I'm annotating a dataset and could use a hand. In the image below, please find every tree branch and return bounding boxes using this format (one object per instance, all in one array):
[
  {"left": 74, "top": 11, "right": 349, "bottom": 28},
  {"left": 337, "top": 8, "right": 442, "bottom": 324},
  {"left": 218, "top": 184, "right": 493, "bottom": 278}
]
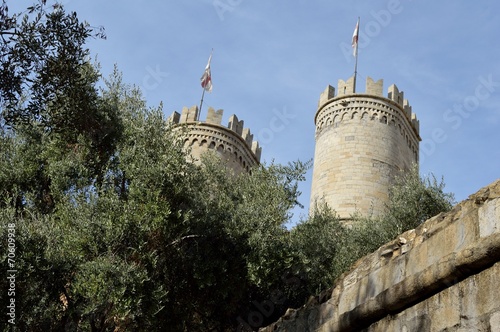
[{"left": 167, "top": 235, "right": 204, "bottom": 247}]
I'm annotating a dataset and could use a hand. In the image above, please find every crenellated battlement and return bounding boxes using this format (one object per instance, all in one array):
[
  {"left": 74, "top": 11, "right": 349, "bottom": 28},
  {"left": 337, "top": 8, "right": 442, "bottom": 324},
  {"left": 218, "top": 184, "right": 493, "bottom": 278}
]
[
  {"left": 311, "top": 75, "right": 421, "bottom": 219},
  {"left": 169, "top": 106, "right": 262, "bottom": 171},
  {"left": 318, "top": 76, "right": 420, "bottom": 135}
]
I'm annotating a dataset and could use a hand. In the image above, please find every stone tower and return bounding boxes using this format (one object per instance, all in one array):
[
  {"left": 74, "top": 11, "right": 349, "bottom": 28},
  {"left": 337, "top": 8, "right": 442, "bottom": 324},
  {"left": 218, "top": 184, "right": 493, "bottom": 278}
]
[
  {"left": 310, "top": 76, "right": 421, "bottom": 219},
  {"left": 169, "top": 105, "right": 261, "bottom": 174}
]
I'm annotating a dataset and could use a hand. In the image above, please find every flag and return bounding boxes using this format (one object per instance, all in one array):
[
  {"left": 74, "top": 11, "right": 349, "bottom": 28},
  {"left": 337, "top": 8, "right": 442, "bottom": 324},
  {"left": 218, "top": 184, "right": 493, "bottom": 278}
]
[
  {"left": 352, "top": 18, "right": 359, "bottom": 57},
  {"left": 200, "top": 52, "right": 213, "bottom": 92}
]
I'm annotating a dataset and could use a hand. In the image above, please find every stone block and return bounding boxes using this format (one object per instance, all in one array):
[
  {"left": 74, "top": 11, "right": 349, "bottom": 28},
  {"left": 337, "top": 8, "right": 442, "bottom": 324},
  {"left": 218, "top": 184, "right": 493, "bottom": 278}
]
[
  {"left": 490, "top": 311, "right": 500, "bottom": 331},
  {"left": 479, "top": 198, "right": 500, "bottom": 237},
  {"left": 319, "top": 85, "right": 335, "bottom": 107},
  {"left": 365, "top": 77, "right": 383, "bottom": 96},
  {"left": 206, "top": 107, "right": 223, "bottom": 124},
  {"left": 428, "top": 285, "right": 461, "bottom": 331},
  {"left": 169, "top": 111, "right": 180, "bottom": 124}
]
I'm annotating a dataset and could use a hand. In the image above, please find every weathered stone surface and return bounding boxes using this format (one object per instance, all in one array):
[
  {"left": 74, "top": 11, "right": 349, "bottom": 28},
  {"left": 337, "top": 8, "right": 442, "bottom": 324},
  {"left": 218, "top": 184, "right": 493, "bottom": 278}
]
[
  {"left": 310, "top": 76, "right": 420, "bottom": 219},
  {"left": 169, "top": 106, "right": 261, "bottom": 175},
  {"left": 261, "top": 179, "right": 500, "bottom": 332}
]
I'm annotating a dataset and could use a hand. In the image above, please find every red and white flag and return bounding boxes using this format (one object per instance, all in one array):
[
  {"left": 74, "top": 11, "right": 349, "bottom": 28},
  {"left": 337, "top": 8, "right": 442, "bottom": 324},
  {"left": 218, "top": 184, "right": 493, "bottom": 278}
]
[
  {"left": 352, "top": 18, "right": 359, "bottom": 57},
  {"left": 200, "top": 52, "right": 213, "bottom": 92}
]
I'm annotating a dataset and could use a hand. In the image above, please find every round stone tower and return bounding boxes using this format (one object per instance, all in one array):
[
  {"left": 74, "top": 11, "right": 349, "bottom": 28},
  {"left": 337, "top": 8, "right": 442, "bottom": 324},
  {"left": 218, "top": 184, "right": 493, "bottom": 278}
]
[
  {"left": 169, "top": 105, "right": 261, "bottom": 174},
  {"left": 310, "top": 76, "right": 421, "bottom": 219}
]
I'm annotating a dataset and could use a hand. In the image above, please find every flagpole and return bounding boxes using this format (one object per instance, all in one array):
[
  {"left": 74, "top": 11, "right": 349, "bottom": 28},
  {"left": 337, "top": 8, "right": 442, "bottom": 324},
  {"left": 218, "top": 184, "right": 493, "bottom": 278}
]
[
  {"left": 198, "top": 87, "right": 206, "bottom": 121},
  {"left": 353, "top": 17, "right": 360, "bottom": 93},
  {"left": 198, "top": 49, "right": 213, "bottom": 121}
]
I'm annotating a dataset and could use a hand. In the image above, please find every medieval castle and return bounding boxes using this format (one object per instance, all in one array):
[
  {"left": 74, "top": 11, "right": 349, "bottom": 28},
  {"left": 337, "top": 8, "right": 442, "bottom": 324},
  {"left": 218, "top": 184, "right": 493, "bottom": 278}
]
[
  {"left": 171, "top": 77, "right": 500, "bottom": 331},
  {"left": 170, "top": 75, "right": 421, "bottom": 218}
]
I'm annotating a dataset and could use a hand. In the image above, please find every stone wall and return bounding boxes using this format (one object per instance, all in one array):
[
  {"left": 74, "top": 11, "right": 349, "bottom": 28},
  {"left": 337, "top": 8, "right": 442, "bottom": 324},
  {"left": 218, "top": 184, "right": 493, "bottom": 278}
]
[
  {"left": 310, "top": 77, "right": 420, "bottom": 219},
  {"left": 170, "top": 106, "right": 261, "bottom": 174},
  {"left": 261, "top": 179, "right": 500, "bottom": 332}
]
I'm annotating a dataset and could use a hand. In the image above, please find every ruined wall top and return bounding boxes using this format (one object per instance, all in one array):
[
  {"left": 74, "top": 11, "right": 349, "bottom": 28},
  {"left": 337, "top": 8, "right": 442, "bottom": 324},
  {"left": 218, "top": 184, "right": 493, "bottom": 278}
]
[
  {"left": 318, "top": 76, "right": 419, "bottom": 135},
  {"left": 169, "top": 105, "right": 262, "bottom": 162}
]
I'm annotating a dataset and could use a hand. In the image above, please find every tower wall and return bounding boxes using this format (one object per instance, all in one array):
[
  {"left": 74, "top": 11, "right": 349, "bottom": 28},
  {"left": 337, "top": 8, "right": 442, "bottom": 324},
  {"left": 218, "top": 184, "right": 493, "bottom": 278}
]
[
  {"left": 170, "top": 106, "right": 261, "bottom": 174},
  {"left": 310, "top": 77, "right": 421, "bottom": 219}
]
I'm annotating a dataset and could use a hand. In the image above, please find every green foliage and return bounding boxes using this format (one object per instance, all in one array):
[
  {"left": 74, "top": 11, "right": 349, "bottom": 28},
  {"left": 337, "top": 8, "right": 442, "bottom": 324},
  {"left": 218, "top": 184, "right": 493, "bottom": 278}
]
[
  {"left": 384, "top": 164, "right": 455, "bottom": 234},
  {"left": 197, "top": 155, "right": 313, "bottom": 327},
  {"left": 0, "top": 3, "right": 457, "bottom": 331},
  {"left": 344, "top": 165, "right": 456, "bottom": 259},
  {"left": 1, "top": 0, "right": 106, "bottom": 131},
  {"left": 289, "top": 203, "right": 344, "bottom": 295},
  {"left": 289, "top": 164, "right": 456, "bottom": 304},
  {"left": 0, "top": 55, "right": 311, "bottom": 330},
  {"left": 1, "top": 1, "right": 120, "bottom": 204}
]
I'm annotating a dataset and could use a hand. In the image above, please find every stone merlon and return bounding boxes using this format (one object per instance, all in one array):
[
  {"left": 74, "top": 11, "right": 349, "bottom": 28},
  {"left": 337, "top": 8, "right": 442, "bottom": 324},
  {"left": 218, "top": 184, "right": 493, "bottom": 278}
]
[{"left": 318, "top": 76, "right": 420, "bottom": 135}]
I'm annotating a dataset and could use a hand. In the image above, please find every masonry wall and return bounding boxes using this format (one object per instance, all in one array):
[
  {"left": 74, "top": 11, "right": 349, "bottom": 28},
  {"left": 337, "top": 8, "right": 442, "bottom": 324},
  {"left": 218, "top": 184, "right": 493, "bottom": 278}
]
[
  {"left": 261, "top": 179, "right": 500, "bottom": 332},
  {"left": 310, "top": 77, "right": 420, "bottom": 219},
  {"left": 170, "top": 106, "right": 261, "bottom": 175}
]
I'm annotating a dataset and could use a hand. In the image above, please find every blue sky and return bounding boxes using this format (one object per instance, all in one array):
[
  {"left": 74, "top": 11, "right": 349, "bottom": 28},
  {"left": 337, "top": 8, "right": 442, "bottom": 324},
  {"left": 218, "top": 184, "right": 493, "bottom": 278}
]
[{"left": 11, "top": 1, "right": 500, "bottom": 225}]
